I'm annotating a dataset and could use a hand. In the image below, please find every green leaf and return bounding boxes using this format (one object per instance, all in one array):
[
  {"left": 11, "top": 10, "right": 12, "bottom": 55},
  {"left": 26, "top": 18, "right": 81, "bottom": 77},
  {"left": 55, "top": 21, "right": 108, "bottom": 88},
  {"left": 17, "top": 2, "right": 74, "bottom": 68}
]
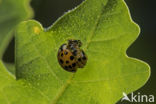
[
  {"left": 1, "top": 0, "right": 150, "bottom": 104},
  {"left": 4, "top": 63, "right": 15, "bottom": 75},
  {"left": 0, "top": 0, "right": 33, "bottom": 58},
  {"left": 0, "top": 60, "right": 50, "bottom": 104}
]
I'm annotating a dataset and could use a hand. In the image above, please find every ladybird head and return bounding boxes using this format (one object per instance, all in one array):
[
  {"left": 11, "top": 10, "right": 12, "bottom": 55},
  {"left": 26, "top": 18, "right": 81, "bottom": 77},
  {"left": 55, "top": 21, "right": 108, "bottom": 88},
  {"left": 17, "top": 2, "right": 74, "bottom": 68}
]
[{"left": 68, "top": 39, "right": 82, "bottom": 47}]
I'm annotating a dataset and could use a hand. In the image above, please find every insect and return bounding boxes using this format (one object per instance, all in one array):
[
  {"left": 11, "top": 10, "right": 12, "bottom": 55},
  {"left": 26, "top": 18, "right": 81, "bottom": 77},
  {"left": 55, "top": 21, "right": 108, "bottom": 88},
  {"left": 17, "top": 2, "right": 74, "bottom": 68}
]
[{"left": 57, "top": 39, "right": 87, "bottom": 72}]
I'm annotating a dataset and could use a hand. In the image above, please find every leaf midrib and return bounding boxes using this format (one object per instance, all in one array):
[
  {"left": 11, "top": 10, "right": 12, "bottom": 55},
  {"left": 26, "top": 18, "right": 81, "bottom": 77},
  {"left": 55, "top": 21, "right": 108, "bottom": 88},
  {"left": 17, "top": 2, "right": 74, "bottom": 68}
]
[
  {"left": 50, "top": 2, "right": 107, "bottom": 104},
  {"left": 85, "top": 4, "right": 104, "bottom": 49},
  {"left": 51, "top": 74, "right": 74, "bottom": 104}
]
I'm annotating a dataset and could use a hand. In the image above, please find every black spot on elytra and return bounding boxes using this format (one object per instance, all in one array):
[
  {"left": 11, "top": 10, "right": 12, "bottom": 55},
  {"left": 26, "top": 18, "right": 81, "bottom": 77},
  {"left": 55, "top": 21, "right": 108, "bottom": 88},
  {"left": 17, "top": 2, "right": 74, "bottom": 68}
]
[
  {"left": 59, "top": 59, "right": 64, "bottom": 64},
  {"left": 78, "top": 58, "right": 81, "bottom": 62},
  {"left": 64, "top": 66, "right": 68, "bottom": 70},
  {"left": 72, "top": 63, "right": 76, "bottom": 67},
  {"left": 66, "top": 60, "right": 69, "bottom": 64},
  {"left": 68, "top": 65, "right": 72, "bottom": 69},
  {"left": 64, "top": 51, "right": 68, "bottom": 55},
  {"left": 70, "top": 56, "right": 74, "bottom": 60},
  {"left": 61, "top": 53, "right": 63, "bottom": 57}
]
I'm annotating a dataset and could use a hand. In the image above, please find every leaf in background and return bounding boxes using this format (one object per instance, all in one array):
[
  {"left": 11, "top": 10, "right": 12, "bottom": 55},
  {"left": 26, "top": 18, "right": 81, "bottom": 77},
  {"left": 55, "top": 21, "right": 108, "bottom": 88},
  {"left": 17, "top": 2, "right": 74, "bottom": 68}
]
[
  {"left": 4, "top": 63, "right": 15, "bottom": 75},
  {"left": 0, "top": 0, "right": 33, "bottom": 58},
  {"left": 0, "top": 0, "right": 150, "bottom": 104}
]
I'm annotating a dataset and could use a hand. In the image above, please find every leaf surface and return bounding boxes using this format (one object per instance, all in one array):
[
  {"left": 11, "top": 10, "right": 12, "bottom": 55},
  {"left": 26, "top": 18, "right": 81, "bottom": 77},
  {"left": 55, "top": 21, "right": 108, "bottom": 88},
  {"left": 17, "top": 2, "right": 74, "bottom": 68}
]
[{"left": 0, "top": 0, "right": 150, "bottom": 104}]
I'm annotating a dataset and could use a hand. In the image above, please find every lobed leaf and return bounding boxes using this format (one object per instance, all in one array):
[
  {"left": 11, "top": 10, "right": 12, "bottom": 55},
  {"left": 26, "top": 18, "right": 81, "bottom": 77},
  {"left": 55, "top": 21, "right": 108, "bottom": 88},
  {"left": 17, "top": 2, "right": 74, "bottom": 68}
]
[
  {"left": 0, "top": 0, "right": 150, "bottom": 104},
  {"left": 0, "top": 0, "right": 33, "bottom": 58}
]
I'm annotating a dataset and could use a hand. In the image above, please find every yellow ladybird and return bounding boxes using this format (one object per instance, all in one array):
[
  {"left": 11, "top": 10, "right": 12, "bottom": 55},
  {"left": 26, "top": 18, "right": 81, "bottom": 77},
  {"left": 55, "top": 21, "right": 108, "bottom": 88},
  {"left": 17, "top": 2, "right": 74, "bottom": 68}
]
[{"left": 57, "top": 39, "right": 87, "bottom": 72}]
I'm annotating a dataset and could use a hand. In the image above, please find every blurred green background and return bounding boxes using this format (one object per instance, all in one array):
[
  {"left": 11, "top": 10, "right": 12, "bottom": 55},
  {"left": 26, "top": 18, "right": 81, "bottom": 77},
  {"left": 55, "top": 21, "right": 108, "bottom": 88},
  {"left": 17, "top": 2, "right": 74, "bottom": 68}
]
[{"left": 3, "top": 0, "right": 155, "bottom": 103}]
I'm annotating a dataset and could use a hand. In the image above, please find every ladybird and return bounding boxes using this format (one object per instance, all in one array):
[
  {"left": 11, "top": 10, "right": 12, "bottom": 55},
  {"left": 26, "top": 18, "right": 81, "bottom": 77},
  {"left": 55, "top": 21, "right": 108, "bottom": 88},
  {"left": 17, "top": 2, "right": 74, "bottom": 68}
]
[{"left": 57, "top": 39, "right": 87, "bottom": 72}]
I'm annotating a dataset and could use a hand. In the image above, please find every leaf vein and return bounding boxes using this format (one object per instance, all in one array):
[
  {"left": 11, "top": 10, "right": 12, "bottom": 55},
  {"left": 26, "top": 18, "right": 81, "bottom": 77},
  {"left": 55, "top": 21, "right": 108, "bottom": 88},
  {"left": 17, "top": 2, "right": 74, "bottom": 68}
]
[
  {"left": 31, "top": 38, "right": 63, "bottom": 83},
  {"left": 74, "top": 71, "right": 148, "bottom": 83}
]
